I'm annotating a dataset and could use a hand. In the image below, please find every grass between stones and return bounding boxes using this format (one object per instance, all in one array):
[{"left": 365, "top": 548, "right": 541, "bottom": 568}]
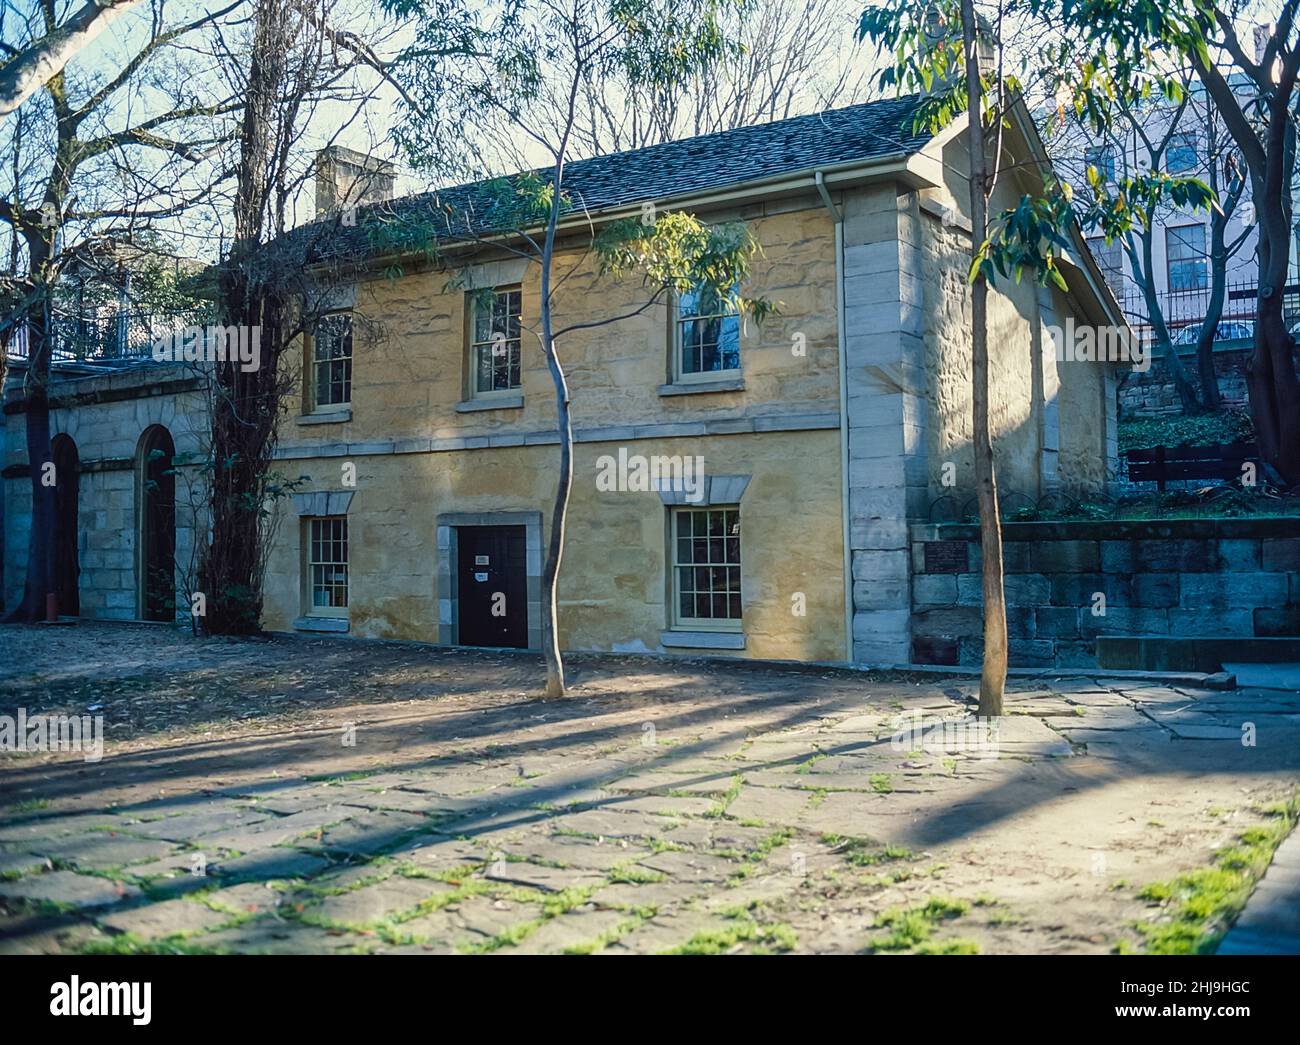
[
  {"left": 1123, "top": 791, "right": 1300, "bottom": 955},
  {"left": 668, "top": 912, "right": 798, "bottom": 955},
  {"left": 870, "top": 895, "right": 974, "bottom": 953},
  {"left": 821, "top": 833, "right": 914, "bottom": 868}
]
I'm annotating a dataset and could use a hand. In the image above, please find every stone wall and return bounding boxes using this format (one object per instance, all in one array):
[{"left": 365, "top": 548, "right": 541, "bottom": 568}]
[
  {"left": 264, "top": 427, "right": 846, "bottom": 662},
  {"left": 1118, "top": 344, "right": 1253, "bottom": 418},
  {"left": 2, "top": 363, "right": 205, "bottom": 619},
  {"left": 909, "top": 518, "right": 1300, "bottom": 668}
]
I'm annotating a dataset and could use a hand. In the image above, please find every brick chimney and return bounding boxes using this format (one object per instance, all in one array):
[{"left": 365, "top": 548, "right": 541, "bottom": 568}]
[{"left": 314, "top": 146, "right": 396, "bottom": 217}]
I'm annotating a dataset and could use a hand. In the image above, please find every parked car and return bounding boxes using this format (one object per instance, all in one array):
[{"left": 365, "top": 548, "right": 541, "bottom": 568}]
[{"left": 1171, "top": 320, "right": 1254, "bottom": 345}]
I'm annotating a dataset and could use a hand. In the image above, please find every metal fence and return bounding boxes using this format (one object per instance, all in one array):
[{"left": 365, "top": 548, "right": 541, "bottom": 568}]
[
  {"left": 1118, "top": 280, "right": 1300, "bottom": 348},
  {"left": 4, "top": 308, "right": 215, "bottom": 365}
]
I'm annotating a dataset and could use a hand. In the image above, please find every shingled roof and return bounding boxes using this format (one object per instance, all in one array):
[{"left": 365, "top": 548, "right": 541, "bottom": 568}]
[{"left": 308, "top": 93, "right": 933, "bottom": 261}]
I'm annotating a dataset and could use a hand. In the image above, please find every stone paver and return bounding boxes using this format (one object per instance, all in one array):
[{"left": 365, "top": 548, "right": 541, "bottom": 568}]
[
  {"left": 98, "top": 898, "right": 234, "bottom": 940},
  {"left": 304, "top": 876, "right": 450, "bottom": 927},
  {"left": 2, "top": 622, "right": 1298, "bottom": 955},
  {"left": 0, "top": 870, "right": 139, "bottom": 909}
]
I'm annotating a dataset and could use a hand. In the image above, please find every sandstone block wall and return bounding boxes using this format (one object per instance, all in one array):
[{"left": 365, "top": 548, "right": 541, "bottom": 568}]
[{"left": 909, "top": 519, "right": 1300, "bottom": 668}]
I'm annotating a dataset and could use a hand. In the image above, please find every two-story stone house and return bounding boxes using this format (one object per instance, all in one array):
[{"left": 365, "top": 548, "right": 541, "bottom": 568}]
[{"left": 3, "top": 94, "right": 1126, "bottom": 667}]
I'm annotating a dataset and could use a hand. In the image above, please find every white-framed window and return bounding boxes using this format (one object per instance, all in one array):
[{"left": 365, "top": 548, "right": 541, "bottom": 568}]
[
  {"left": 306, "top": 516, "right": 349, "bottom": 617},
  {"left": 671, "top": 506, "right": 741, "bottom": 629},
  {"left": 1086, "top": 236, "right": 1124, "bottom": 291},
  {"left": 470, "top": 286, "right": 522, "bottom": 395},
  {"left": 312, "top": 312, "right": 352, "bottom": 410},
  {"left": 1084, "top": 144, "right": 1116, "bottom": 184},
  {"left": 675, "top": 284, "right": 740, "bottom": 379},
  {"left": 1166, "top": 133, "right": 1199, "bottom": 174},
  {"left": 1167, "top": 224, "right": 1208, "bottom": 292}
]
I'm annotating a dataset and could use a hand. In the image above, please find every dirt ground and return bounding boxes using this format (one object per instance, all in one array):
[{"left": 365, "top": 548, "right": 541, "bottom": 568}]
[{"left": 1, "top": 622, "right": 1296, "bottom": 955}]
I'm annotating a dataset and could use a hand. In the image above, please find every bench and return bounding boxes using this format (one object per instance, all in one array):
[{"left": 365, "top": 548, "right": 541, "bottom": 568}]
[{"left": 1124, "top": 441, "right": 1259, "bottom": 491}]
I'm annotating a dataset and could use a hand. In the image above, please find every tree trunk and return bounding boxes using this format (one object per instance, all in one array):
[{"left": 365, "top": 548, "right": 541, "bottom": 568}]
[
  {"left": 199, "top": 0, "right": 287, "bottom": 634},
  {"left": 1245, "top": 221, "right": 1300, "bottom": 485},
  {"left": 1139, "top": 227, "right": 1201, "bottom": 414},
  {"left": 6, "top": 225, "right": 57, "bottom": 623},
  {"left": 1194, "top": 213, "right": 1229, "bottom": 411},
  {"left": 962, "top": 0, "right": 1005, "bottom": 718},
  {"left": 1190, "top": 39, "right": 1300, "bottom": 483},
  {"left": 536, "top": 156, "right": 572, "bottom": 697},
  {"left": 539, "top": 327, "right": 573, "bottom": 699},
  {"left": 11, "top": 295, "right": 56, "bottom": 622}
]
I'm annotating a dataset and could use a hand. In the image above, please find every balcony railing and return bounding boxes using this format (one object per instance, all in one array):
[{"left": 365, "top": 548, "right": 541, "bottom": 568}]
[
  {"left": 4, "top": 308, "right": 215, "bottom": 366},
  {"left": 1118, "top": 281, "right": 1300, "bottom": 348}
]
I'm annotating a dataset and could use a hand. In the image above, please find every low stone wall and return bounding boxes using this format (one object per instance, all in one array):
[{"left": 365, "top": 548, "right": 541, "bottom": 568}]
[
  {"left": 909, "top": 518, "right": 1300, "bottom": 668},
  {"left": 1118, "top": 344, "right": 1253, "bottom": 418}
]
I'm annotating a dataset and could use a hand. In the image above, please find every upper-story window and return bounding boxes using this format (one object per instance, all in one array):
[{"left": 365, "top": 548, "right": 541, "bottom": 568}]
[
  {"left": 1166, "top": 133, "right": 1199, "bottom": 174},
  {"left": 1084, "top": 144, "right": 1116, "bottom": 184},
  {"left": 1086, "top": 236, "right": 1124, "bottom": 293},
  {"left": 1166, "top": 224, "right": 1207, "bottom": 292},
  {"left": 312, "top": 312, "right": 352, "bottom": 410},
  {"left": 470, "top": 286, "right": 522, "bottom": 396},
  {"left": 675, "top": 284, "right": 740, "bottom": 379}
]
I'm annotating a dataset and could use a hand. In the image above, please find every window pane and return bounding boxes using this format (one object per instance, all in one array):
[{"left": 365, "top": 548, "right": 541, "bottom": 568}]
[
  {"left": 471, "top": 287, "right": 522, "bottom": 393},
  {"left": 1167, "top": 225, "right": 1207, "bottom": 291},
  {"left": 671, "top": 508, "right": 742, "bottom": 621},
  {"left": 307, "top": 516, "right": 349, "bottom": 611},
  {"left": 1167, "top": 134, "right": 1198, "bottom": 174},
  {"left": 678, "top": 282, "right": 740, "bottom": 376},
  {"left": 1084, "top": 145, "right": 1115, "bottom": 182},
  {"left": 313, "top": 313, "right": 352, "bottom": 407}
]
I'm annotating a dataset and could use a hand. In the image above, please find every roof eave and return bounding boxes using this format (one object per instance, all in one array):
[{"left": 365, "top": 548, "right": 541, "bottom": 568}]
[{"left": 322, "top": 150, "right": 934, "bottom": 279}]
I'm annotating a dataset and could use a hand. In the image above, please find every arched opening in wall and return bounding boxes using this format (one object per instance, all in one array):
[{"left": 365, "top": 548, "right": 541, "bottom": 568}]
[
  {"left": 137, "top": 425, "right": 176, "bottom": 621},
  {"left": 51, "top": 434, "right": 80, "bottom": 617}
]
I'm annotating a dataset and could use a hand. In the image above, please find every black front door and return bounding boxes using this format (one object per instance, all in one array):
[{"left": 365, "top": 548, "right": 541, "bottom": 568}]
[{"left": 457, "top": 525, "right": 528, "bottom": 648}]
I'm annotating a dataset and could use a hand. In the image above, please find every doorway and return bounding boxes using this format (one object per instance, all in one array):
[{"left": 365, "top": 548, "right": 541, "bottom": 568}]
[
  {"left": 138, "top": 425, "right": 176, "bottom": 621},
  {"left": 52, "top": 434, "right": 79, "bottom": 616},
  {"left": 456, "top": 525, "right": 527, "bottom": 648}
]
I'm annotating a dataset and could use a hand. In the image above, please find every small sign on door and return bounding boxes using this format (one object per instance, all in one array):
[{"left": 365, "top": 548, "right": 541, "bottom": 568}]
[
  {"left": 475, "top": 555, "right": 490, "bottom": 565},
  {"left": 474, "top": 571, "right": 489, "bottom": 582}
]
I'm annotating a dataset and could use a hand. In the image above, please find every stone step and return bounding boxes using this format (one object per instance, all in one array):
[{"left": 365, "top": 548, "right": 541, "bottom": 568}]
[
  {"left": 1221, "top": 662, "right": 1300, "bottom": 691},
  {"left": 1097, "top": 635, "right": 1300, "bottom": 673}
]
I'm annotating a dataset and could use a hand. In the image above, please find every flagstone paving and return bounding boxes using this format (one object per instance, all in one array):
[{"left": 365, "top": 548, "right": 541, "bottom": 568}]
[{"left": 1, "top": 622, "right": 1298, "bottom": 954}]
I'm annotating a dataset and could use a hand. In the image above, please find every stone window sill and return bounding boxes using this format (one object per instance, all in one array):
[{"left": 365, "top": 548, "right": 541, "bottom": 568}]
[
  {"left": 657, "top": 376, "right": 745, "bottom": 397},
  {"left": 661, "top": 630, "right": 745, "bottom": 650},
  {"left": 456, "top": 395, "right": 524, "bottom": 413},
  {"left": 298, "top": 409, "right": 352, "bottom": 425},
  {"left": 294, "top": 616, "right": 349, "bottom": 633}
]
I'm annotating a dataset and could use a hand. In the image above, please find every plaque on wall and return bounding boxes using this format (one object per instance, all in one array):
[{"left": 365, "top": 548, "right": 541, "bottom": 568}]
[{"left": 923, "top": 540, "right": 968, "bottom": 574}]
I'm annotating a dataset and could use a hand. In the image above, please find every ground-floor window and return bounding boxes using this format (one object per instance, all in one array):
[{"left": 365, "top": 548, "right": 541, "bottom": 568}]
[
  {"left": 671, "top": 506, "right": 741, "bottom": 628},
  {"left": 307, "top": 516, "right": 349, "bottom": 616}
]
